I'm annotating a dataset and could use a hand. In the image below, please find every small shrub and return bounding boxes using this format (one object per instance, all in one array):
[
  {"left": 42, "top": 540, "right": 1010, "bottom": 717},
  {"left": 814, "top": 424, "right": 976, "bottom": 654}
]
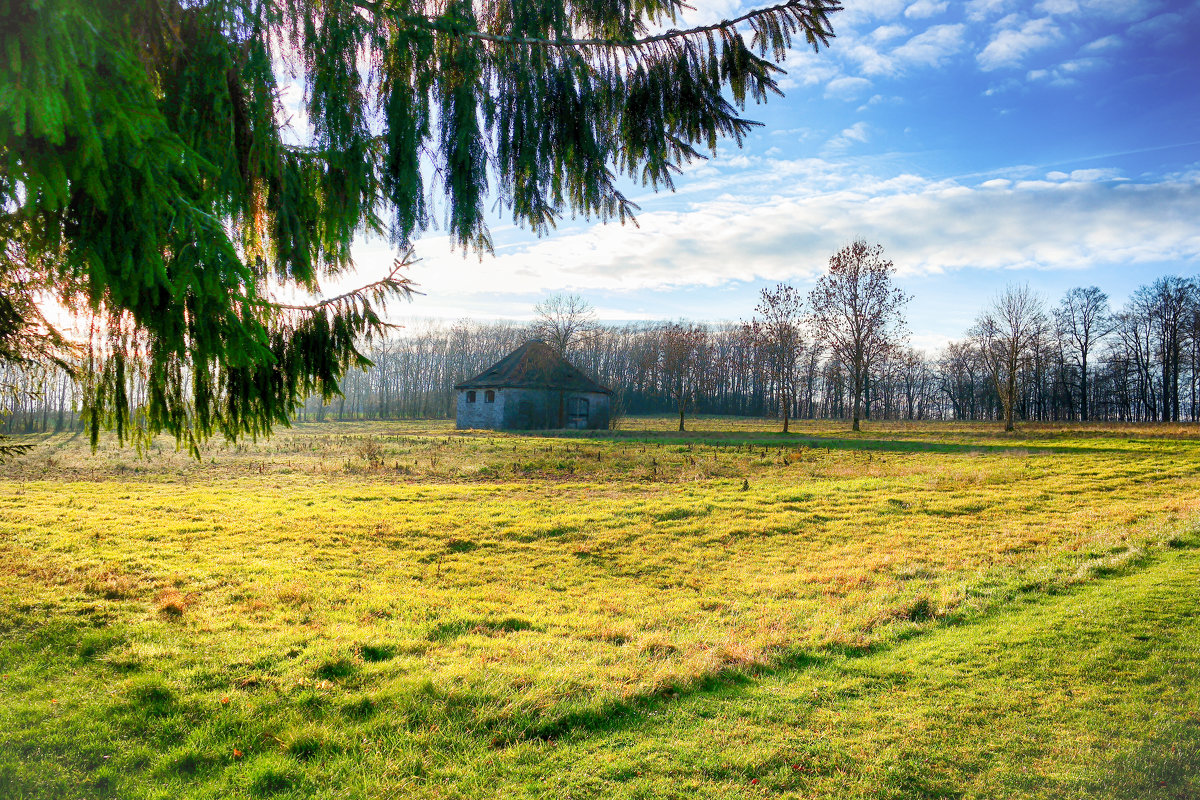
[{"left": 355, "top": 437, "right": 384, "bottom": 469}]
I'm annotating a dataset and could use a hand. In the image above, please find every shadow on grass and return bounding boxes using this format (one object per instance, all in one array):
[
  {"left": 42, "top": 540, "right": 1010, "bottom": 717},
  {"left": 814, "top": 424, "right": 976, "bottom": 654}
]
[
  {"left": 485, "top": 648, "right": 832, "bottom": 748},
  {"left": 487, "top": 530, "right": 1200, "bottom": 749},
  {"left": 1090, "top": 717, "right": 1200, "bottom": 799},
  {"left": 519, "top": 429, "right": 1158, "bottom": 457}
]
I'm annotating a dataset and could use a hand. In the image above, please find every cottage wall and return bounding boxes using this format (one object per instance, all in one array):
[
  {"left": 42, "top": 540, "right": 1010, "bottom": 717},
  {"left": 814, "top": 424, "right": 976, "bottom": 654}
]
[
  {"left": 455, "top": 389, "right": 507, "bottom": 429},
  {"left": 455, "top": 388, "right": 610, "bottom": 430}
]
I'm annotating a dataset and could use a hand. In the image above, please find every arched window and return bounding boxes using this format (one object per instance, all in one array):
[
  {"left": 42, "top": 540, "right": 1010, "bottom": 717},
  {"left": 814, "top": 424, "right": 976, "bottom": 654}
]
[
  {"left": 485, "top": 390, "right": 495, "bottom": 403},
  {"left": 466, "top": 390, "right": 476, "bottom": 403}
]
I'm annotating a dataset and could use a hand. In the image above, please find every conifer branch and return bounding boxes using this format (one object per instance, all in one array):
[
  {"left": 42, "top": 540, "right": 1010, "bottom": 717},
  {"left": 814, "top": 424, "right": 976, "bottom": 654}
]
[
  {"left": 364, "top": 0, "right": 840, "bottom": 51},
  {"left": 265, "top": 250, "right": 422, "bottom": 313}
]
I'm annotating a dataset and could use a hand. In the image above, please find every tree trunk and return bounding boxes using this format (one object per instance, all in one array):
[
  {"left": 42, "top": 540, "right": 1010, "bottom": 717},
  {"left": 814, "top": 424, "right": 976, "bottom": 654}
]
[
  {"left": 1005, "top": 368, "right": 1016, "bottom": 432},
  {"left": 1080, "top": 352, "right": 1088, "bottom": 422},
  {"left": 852, "top": 369, "right": 862, "bottom": 432}
]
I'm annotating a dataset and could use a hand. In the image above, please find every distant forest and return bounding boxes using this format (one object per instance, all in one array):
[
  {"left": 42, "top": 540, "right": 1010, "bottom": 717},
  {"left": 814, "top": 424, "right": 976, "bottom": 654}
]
[{"left": 5, "top": 274, "right": 1200, "bottom": 433}]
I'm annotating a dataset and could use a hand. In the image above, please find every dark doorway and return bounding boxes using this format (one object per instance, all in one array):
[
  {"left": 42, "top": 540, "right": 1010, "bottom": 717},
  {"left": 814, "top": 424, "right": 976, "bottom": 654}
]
[{"left": 567, "top": 396, "right": 590, "bottom": 429}]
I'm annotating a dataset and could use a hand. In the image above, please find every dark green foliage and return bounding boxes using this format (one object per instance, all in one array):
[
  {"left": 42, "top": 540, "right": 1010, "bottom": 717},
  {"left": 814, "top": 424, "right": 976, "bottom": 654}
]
[{"left": 0, "top": 0, "right": 840, "bottom": 453}]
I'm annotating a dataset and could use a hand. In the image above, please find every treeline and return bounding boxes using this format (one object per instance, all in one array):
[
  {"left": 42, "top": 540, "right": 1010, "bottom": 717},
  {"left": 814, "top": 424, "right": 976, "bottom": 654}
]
[
  {"left": 6, "top": 274, "right": 1200, "bottom": 433},
  {"left": 290, "top": 274, "right": 1200, "bottom": 426},
  {"left": 286, "top": 319, "right": 927, "bottom": 422}
]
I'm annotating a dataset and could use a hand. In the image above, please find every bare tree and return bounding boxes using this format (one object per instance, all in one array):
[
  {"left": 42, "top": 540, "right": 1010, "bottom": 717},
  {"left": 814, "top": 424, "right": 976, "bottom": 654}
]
[
  {"left": 533, "top": 293, "right": 597, "bottom": 354},
  {"left": 745, "top": 283, "right": 807, "bottom": 432},
  {"left": 1132, "top": 276, "right": 1198, "bottom": 422},
  {"left": 1055, "top": 286, "right": 1111, "bottom": 422},
  {"left": 972, "top": 284, "right": 1048, "bottom": 432},
  {"left": 659, "top": 322, "right": 710, "bottom": 432},
  {"left": 809, "top": 241, "right": 910, "bottom": 432}
]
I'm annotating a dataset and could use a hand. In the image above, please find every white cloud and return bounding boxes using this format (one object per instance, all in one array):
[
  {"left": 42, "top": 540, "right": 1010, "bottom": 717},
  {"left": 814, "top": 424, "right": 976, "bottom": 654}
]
[
  {"left": 382, "top": 163, "right": 1200, "bottom": 303},
  {"left": 870, "top": 24, "right": 909, "bottom": 42},
  {"left": 776, "top": 47, "right": 844, "bottom": 90},
  {"left": 843, "top": 41, "right": 896, "bottom": 76},
  {"left": 1078, "top": 0, "right": 1163, "bottom": 23},
  {"left": 1128, "top": 11, "right": 1194, "bottom": 47},
  {"left": 839, "top": 0, "right": 908, "bottom": 26},
  {"left": 841, "top": 23, "right": 965, "bottom": 78},
  {"left": 977, "top": 16, "right": 1063, "bottom": 70},
  {"left": 1082, "top": 34, "right": 1123, "bottom": 52},
  {"left": 1034, "top": 0, "right": 1078, "bottom": 14},
  {"left": 1069, "top": 168, "right": 1124, "bottom": 181},
  {"left": 904, "top": 0, "right": 948, "bottom": 19},
  {"left": 824, "top": 122, "right": 872, "bottom": 152},
  {"left": 824, "top": 76, "right": 873, "bottom": 99},
  {"left": 674, "top": 0, "right": 745, "bottom": 28},
  {"left": 856, "top": 94, "right": 902, "bottom": 112},
  {"left": 1027, "top": 56, "right": 1107, "bottom": 85},
  {"left": 982, "top": 77, "right": 1023, "bottom": 95},
  {"left": 1036, "top": 0, "right": 1160, "bottom": 20},
  {"left": 892, "top": 24, "right": 966, "bottom": 67},
  {"left": 965, "top": 0, "right": 1013, "bottom": 22}
]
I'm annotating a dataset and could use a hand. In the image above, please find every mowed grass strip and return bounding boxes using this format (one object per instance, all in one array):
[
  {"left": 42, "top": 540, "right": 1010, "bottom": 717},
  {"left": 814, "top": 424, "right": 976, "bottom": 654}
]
[
  {"left": 460, "top": 539, "right": 1200, "bottom": 799},
  {"left": 1, "top": 419, "right": 1198, "bottom": 798}
]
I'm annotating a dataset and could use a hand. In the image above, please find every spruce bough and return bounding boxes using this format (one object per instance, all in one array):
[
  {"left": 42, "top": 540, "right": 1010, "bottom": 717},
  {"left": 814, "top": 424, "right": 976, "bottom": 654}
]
[{"left": 0, "top": 0, "right": 840, "bottom": 455}]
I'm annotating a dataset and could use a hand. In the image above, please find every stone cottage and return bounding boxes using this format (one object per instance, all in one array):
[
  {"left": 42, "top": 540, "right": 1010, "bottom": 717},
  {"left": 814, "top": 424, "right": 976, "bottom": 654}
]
[{"left": 454, "top": 340, "right": 612, "bottom": 430}]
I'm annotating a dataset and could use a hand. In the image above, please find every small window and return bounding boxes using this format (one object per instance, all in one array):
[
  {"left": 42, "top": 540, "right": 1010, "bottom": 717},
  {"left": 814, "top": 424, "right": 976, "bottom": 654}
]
[
  {"left": 485, "top": 390, "right": 495, "bottom": 403},
  {"left": 466, "top": 390, "right": 476, "bottom": 403}
]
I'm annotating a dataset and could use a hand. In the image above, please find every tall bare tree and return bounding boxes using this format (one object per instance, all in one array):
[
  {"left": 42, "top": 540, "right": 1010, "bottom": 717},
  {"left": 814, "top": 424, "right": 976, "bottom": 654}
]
[
  {"left": 808, "top": 241, "right": 910, "bottom": 432},
  {"left": 1132, "top": 276, "right": 1198, "bottom": 422},
  {"left": 533, "top": 293, "right": 598, "bottom": 355},
  {"left": 973, "top": 284, "right": 1048, "bottom": 432},
  {"left": 1055, "top": 286, "right": 1111, "bottom": 422},
  {"left": 659, "top": 323, "right": 710, "bottom": 432},
  {"left": 745, "top": 283, "right": 807, "bottom": 432}
]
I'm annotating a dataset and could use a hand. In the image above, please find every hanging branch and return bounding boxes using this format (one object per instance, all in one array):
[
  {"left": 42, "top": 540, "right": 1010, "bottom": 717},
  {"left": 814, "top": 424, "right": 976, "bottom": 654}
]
[
  {"left": 266, "top": 250, "right": 423, "bottom": 314},
  {"left": 366, "top": 0, "right": 841, "bottom": 53}
]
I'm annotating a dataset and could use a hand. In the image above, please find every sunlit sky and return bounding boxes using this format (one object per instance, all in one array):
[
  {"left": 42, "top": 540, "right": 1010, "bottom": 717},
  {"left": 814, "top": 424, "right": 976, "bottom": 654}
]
[{"left": 350, "top": 0, "right": 1200, "bottom": 351}]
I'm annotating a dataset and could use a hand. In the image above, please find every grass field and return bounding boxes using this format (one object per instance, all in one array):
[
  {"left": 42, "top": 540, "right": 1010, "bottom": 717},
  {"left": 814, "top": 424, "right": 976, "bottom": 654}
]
[{"left": 2, "top": 417, "right": 1199, "bottom": 798}]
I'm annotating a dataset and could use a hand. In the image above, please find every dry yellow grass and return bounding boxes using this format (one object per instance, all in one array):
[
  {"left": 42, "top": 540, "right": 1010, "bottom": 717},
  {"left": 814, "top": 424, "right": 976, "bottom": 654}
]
[{"left": 1, "top": 418, "right": 1198, "bottom": 798}]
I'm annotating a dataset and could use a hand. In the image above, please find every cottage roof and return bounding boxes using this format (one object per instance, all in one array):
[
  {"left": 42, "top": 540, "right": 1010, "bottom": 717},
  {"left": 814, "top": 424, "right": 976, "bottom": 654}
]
[{"left": 454, "top": 340, "right": 611, "bottom": 394}]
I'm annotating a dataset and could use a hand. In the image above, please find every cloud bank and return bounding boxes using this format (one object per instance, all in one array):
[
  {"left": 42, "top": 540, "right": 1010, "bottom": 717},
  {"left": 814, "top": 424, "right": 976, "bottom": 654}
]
[{"left": 373, "top": 161, "right": 1200, "bottom": 301}]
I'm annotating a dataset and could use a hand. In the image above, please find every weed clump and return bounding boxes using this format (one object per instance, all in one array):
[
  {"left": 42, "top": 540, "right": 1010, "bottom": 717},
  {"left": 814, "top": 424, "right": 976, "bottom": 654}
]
[
  {"left": 904, "top": 595, "right": 936, "bottom": 622},
  {"left": 244, "top": 755, "right": 299, "bottom": 796},
  {"left": 126, "top": 675, "right": 176, "bottom": 716},
  {"left": 314, "top": 657, "right": 359, "bottom": 682},
  {"left": 427, "top": 617, "right": 534, "bottom": 641},
  {"left": 357, "top": 644, "right": 395, "bottom": 662},
  {"left": 155, "top": 589, "right": 187, "bottom": 618}
]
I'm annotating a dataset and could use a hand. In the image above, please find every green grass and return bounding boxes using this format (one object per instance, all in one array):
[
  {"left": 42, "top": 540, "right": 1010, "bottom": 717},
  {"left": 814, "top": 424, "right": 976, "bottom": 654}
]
[{"left": 1, "top": 418, "right": 1199, "bottom": 798}]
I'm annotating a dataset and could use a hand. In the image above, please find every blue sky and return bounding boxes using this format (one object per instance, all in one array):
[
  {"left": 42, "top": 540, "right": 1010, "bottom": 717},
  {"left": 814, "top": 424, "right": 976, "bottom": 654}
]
[{"left": 356, "top": 0, "right": 1200, "bottom": 350}]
